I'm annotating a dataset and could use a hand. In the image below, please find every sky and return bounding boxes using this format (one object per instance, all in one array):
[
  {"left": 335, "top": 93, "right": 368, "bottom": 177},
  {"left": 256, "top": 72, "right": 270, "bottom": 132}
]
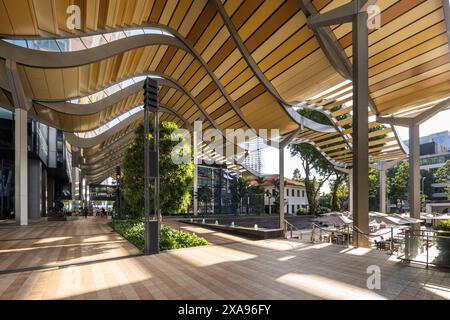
[{"left": 261, "top": 109, "right": 450, "bottom": 193}]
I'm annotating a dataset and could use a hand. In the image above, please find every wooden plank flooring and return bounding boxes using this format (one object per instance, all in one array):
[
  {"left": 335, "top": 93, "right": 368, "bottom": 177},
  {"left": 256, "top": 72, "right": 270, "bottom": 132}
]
[{"left": 0, "top": 217, "right": 448, "bottom": 300}]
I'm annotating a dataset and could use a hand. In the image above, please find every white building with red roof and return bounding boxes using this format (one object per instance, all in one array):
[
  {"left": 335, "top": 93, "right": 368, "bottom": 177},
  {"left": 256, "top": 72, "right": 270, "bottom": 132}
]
[{"left": 249, "top": 175, "right": 309, "bottom": 215}]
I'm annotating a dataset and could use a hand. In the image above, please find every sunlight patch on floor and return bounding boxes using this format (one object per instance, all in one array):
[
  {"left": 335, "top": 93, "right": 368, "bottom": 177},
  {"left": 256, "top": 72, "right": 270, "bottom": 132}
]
[
  {"left": 423, "top": 283, "right": 450, "bottom": 300},
  {"left": 35, "top": 236, "right": 70, "bottom": 244},
  {"left": 168, "top": 245, "right": 257, "bottom": 267},
  {"left": 277, "top": 273, "right": 386, "bottom": 300},
  {"left": 342, "top": 247, "right": 372, "bottom": 256},
  {"left": 277, "top": 255, "right": 297, "bottom": 261}
]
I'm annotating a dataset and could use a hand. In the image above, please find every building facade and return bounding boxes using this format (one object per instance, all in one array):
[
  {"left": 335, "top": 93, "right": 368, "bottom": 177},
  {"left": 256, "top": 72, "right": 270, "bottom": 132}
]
[
  {"left": 249, "top": 176, "right": 309, "bottom": 215},
  {"left": 242, "top": 138, "right": 263, "bottom": 174},
  {"left": 193, "top": 164, "right": 238, "bottom": 215},
  {"left": 419, "top": 146, "right": 450, "bottom": 201},
  {"left": 0, "top": 107, "right": 72, "bottom": 220},
  {"left": 402, "top": 134, "right": 450, "bottom": 202}
]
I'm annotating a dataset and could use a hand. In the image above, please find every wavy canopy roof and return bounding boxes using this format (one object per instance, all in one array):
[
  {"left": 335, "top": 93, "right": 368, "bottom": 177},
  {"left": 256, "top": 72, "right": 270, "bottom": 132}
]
[{"left": 1, "top": 0, "right": 449, "bottom": 182}]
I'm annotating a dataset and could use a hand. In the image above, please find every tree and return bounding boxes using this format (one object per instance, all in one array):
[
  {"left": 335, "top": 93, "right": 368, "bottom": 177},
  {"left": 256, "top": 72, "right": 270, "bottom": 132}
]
[
  {"left": 195, "top": 186, "right": 213, "bottom": 214},
  {"left": 292, "top": 168, "right": 304, "bottom": 182},
  {"left": 436, "top": 160, "right": 450, "bottom": 199},
  {"left": 291, "top": 108, "right": 343, "bottom": 215},
  {"left": 387, "top": 161, "right": 409, "bottom": 212},
  {"left": 122, "top": 122, "right": 194, "bottom": 216},
  {"left": 289, "top": 143, "right": 334, "bottom": 215},
  {"left": 368, "top": 168, "right": 379, "bottom": 211},
  {"left": 265, "top": 189, "right": 273, "bottom": 214},
  {"left": 230, "top": 177, "right": 249, "bottom": 215},
  {"left": 329, "top": 171, "right": 347, "bottom": 211},
  {"left": 336, "top": 181, "right": 349, "bottom": 210},
  {"left": 269, "top": 178, "right": 280, "bottom": 214},
  {"left": 247, "top": 177, "right": 265, "bottom": 214}
]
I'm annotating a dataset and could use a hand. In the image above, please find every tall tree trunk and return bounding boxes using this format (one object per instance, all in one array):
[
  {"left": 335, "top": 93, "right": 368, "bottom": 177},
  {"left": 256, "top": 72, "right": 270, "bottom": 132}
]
[
  {"left": 331, "top": 182, "right": 340, "bottom": 211},
  {"left": 330, "top": 175, "right": 344, "bottom": 211},
  {"left": 304, "top": 178, "right": 317, "bottom": 215}
]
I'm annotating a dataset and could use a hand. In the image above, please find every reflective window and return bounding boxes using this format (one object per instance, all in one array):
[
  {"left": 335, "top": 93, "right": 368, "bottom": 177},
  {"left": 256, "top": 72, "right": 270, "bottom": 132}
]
[
  {"left": 27, "top": 39, "right": 60, "bottom": 51},
  {"left": 3, "top": 27, "right": 174, "bottom": 53},
  {"left": 3, "top": 39, "right": 27, "bottom": 48},
  {"left": 69, "top": 75, "right": 162, "bottom": 104},
  {"left": 74, "top": 105, "right": 144, "bottom": 138},
  {"left": 81, "top": 35, "right": 108, "bottom": 48},
  {"left": 56, "top": 38, "right": 86, "bottom": 52}
]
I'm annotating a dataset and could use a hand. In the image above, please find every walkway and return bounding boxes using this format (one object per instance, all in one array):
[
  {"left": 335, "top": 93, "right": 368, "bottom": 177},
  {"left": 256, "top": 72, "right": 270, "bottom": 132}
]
[{"left": 0, "top": 217, "right": 448, "bottom": 300}]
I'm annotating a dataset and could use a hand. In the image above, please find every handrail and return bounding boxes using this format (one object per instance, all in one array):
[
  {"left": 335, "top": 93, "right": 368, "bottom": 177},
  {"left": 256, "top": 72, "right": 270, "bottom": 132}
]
[{"left": 284, "top": 219, "right": 302, "bottom": 239}]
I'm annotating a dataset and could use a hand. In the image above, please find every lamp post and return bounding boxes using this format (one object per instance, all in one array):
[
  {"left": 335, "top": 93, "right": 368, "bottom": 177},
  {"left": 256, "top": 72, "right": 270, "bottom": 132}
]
[
  {"left": 143, "top": 77, "right": 160, "bottom": 255},
  {"left": 115, "top": 166, "right": 121, "bottom": 219}
]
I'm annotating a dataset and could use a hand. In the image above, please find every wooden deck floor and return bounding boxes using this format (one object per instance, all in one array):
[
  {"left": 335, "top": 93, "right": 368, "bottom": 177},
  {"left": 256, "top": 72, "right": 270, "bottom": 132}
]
[{"left": 0, "top": 217, "right": 448, "bottom": 300}]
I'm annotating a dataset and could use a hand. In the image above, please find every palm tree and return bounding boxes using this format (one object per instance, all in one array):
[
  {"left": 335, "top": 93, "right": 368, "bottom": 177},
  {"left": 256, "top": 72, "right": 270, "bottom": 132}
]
[
  {"left": 195, "top": 186, "right": 213, "bottom": 214},
  {"left": 230, "top": 177, "right": 249, "bottom": 216},
  {"left": 270, "top": 178, "right": 280, "bottom": 214},
  {"left": 265, "top": 189, "right": 273, "bottom": 214}
]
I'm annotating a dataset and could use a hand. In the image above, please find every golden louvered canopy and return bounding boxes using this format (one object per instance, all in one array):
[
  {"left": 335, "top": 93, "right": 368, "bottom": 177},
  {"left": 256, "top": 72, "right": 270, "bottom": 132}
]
[{"left": 1, "top": 0, "right": 449, "bottom": 182}]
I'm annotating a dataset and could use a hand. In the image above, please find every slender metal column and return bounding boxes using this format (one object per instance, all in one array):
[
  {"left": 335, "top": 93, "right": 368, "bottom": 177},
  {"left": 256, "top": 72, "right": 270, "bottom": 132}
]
[
  {"left": 154, "top": 98, "right": 160, "bottom": 223},
  {"left": 409, "top": 125, "right": 421, "bottom": 222},
  {"left": 193, "top": 162, "right": 198, "bottom": 216},
  {"left": 192, "top": 127, "right": 199, "bottom": 216},
  {"left": 379, "top": 170, "right": 387, "bottom": 214},
  {"left": 352, "top": 5, "right": 370, "bottom": 247},
  {"left": 279, "top": 147, "right": 285, "bottom": 233},
  {"left": 144, "top": 101, "right": 150, "bottom": 221},
  {"left": 348, "top": 170, "right": 353, "bottom": 213},
  {"left": 15, "top": 108, "right": 28, "bottom": 225},
  {"left": 143, "top": 78, "right": 160, "bottom": 255}
]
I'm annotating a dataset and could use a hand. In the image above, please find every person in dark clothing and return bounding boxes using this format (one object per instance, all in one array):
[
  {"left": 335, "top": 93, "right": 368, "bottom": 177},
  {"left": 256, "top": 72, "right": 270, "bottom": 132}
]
[{"left": 83, "top": 206, "right": 88, "bottom": 219}]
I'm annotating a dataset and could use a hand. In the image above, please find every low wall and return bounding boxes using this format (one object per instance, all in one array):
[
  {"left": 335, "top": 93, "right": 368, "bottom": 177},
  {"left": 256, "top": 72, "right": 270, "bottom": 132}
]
[{"left": 182, "top": 220, "right": 283, "bottom": 239}]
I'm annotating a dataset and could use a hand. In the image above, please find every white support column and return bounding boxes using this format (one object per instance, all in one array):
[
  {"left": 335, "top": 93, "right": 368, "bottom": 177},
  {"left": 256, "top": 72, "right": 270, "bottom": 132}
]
[
  {"left": 409, "top": 125, "right": 421, "bottom": 222},
  {"left": 379, "top": 170, "right": 387, "bottom": 214},
  {"left": 15, "top": 108, "right": 28, "bottom": 225},
  {"left": 407, "top": 125, "right": 421, "bottom": 258},
  {"left": 279, "top": 147, "right": 285, "bottom": 233}
]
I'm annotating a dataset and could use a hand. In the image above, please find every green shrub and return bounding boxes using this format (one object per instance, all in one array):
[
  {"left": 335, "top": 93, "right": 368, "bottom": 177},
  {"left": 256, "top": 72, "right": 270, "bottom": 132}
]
[
  {"left": 315, "top": 207, "right": 331, "bottom": 215},
  {"left": 110, "top": 219, "right": 208, "bottom": 252},
  {"left": 296, "top": 208, "right": 307, "bottom": 215},
  {"left": 434, "top": 219, "right": 450, "bottom": 232}
]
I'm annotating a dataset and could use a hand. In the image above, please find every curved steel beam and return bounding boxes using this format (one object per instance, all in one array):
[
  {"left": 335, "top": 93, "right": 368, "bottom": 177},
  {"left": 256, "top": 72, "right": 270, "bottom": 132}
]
[
  {"left": 66, "top": 106, "right": 169, "bottom": 149},
  {"left": 0, "top": 29, "right": 337, "bottom": 135},
  {"left": 212, "top": 0, "right": 348, "bottom": 144},
  {"left": 0, "top": 33, "right": 254, "bottom": 132},
  {"left": 80, "top": 133, "right": 135, "bottom": 165},
  {"left": 40, "top": 72, "right": 225, "bottom": 135},
  {"left": 38, "top": 77, "right": 176, "bottom": 115}
]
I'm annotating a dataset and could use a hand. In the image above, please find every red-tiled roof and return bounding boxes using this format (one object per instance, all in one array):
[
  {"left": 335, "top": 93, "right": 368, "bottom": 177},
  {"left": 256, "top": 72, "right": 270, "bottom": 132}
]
[{"left": 248, "top": 175, "right": 305, "bottom": 187}]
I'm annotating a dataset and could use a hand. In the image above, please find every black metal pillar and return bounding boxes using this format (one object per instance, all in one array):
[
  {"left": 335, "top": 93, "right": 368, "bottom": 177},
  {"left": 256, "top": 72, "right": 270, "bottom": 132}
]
[{"left": 143, "top": 78, "right": 160, "bottom": 255}]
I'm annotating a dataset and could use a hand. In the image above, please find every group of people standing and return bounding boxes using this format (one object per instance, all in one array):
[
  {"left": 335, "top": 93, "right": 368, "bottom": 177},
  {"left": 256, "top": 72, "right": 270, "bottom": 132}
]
[{"left": 81, "top": 206, "right": 107, "bottom": 218}]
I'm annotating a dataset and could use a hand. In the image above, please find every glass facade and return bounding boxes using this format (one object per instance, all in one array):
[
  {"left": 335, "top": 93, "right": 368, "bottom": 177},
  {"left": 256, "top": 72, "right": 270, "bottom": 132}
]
[
  {"left": 0, "top": 109, "right": 14, "bottom": 218},
  {"left": 420, "top": 154, "right": 450, "bottom": 167},
  {"left": 0, "top": 107, "right": 72, "bottom": 218},
  {"left": 196, "top": 165, "right": 237, "bottom": 215}
]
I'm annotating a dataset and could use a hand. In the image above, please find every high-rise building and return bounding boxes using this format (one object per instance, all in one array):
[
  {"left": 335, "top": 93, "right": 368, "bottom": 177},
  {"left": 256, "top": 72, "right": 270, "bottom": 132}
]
[
  {"left": 402, "top": 134, "right": 450, "bottom": 201},
  {"left": 242, "top": 137, "right": 263, "bottom": 174},
  {"left": 405, "top": 131, "right": 450, "bottom": 151}
]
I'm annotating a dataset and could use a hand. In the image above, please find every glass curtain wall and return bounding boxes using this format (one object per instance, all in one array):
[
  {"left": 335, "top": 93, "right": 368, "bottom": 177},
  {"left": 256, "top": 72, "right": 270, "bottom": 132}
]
[{"left": 195, "top": 165, "right": 237, "bottom": 215}]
